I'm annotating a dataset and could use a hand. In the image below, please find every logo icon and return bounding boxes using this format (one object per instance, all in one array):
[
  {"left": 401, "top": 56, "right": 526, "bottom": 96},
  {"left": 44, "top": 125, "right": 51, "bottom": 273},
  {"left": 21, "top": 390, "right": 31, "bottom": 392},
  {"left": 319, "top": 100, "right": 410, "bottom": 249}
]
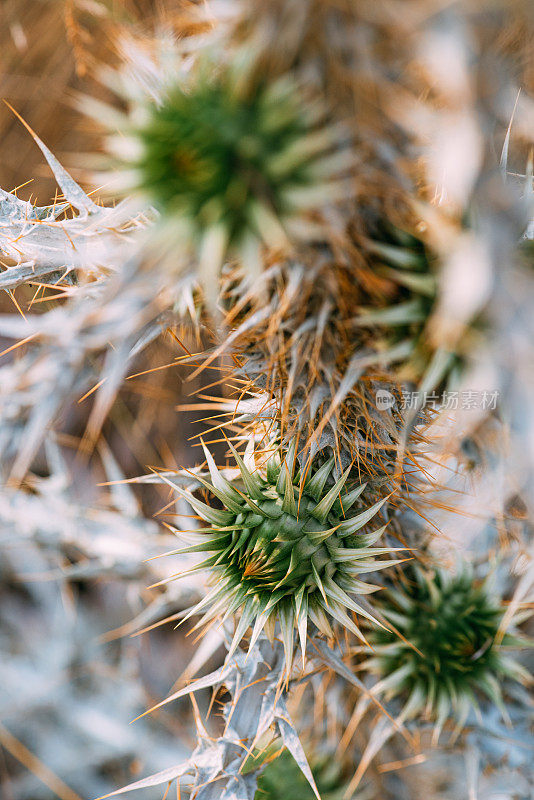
[{"left": 375, "top": 389, "right": 395, "bottom": 410}]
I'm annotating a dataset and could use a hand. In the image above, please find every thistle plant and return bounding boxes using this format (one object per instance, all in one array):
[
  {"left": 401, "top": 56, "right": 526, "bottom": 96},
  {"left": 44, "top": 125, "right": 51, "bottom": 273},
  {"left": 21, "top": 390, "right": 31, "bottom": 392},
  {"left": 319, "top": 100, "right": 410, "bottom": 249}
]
[
  {"left": 164, "top": 440, "right": 402, "bottom": 673},
  {"left": 96, "top": 47, "right": 351, "bottom": 295},
  {"left": 2, "top": 2, "right": 534, "bottom": 800},
  {"left": 213, "top": 217, "right": 440, "bottom": 482},
  {"left": 365, "top": 567, "right": 531, "bottom": 735}
]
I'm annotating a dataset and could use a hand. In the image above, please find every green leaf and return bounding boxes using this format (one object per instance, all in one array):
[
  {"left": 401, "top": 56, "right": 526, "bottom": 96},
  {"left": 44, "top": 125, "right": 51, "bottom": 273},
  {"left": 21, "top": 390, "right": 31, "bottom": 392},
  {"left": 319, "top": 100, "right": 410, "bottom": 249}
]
[
  {"left": 304, "top": 457, "right": 335, "bottom": 501},
  {"left": 310, "top": 465, "right": 351, "bottom": 523},
  {"left": 337, "top": 498, "right": 387, "bottom": 535},
  {"left": 226, "top": 439, "right": 264, "bottom": 501}
]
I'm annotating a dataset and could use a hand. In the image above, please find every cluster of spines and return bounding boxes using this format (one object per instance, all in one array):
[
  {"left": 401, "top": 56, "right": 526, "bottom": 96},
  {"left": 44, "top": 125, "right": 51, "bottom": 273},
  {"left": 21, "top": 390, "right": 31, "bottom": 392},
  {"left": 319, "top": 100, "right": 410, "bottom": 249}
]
[
  {"left": 364, "top": 566, "right": 531, "bottom": 739},
  {"left": 212, "top": 215, "right": 445, "bottom": 485},
  {"left": 99, "top": 48, "right": 352, "bottom": 302},
  {"left": 160, "top": 439, "right": 406, "bottom": 674}
]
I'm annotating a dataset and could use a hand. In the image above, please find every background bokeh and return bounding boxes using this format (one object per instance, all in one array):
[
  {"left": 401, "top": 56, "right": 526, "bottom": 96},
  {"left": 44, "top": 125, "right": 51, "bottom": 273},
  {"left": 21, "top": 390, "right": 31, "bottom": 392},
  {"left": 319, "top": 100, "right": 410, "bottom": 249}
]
[{"left": 0, "top": 4, "right": 222, "bottom": 799}]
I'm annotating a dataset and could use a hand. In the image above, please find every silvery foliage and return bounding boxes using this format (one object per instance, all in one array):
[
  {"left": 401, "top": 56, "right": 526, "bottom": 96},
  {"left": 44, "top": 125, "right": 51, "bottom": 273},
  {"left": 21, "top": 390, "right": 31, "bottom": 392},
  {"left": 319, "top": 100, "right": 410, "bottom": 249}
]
[
  {"left": 0, "top": 441, "right": 201, "bottom": 800},
  {"left": 486, "top": 241, "right": 534, "bottom": 516},
  {"left": 104, "top": 636, "right": 319, "bottom": 800},
  {"left": 0, "top": 128, "right": 197, "bottom": 484},
  {"left": 380, "top": 687, "right": 534, "bottom": 800},
  {"left": 0, "top": 439, "right": 207, "bottom": 618}
]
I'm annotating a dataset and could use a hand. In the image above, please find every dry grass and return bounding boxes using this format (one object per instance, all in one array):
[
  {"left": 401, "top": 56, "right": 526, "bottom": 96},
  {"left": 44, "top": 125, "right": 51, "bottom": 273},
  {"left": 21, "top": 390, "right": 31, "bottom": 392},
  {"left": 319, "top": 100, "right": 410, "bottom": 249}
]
[{"left": 0, "top": 0, "right": 196, "bottom": 200}]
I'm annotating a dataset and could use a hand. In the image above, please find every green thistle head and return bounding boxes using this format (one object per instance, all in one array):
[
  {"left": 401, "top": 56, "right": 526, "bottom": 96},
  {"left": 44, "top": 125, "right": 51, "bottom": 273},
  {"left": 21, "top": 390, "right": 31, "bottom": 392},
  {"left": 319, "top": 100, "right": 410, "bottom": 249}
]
[
  {"left": 135, "top": 77, "right": 318, "bottom": 236},
  {"left": 105, "top": 51, "right": 349, "bottom": 294},
  {"left": 166, "top": 440, "right": 402, "bottom": 673},
  {"left": 366, "top": 567, "right": 530, "bottom": 735},
  {"left": 254, "top": 748, "right": 350, "bottom": 800}
]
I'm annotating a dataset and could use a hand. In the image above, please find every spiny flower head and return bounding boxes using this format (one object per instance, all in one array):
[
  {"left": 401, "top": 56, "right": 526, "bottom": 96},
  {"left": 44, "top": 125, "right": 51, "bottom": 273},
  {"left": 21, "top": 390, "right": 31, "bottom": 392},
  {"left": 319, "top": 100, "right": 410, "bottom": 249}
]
[
  {"left": 134, "top": 76, "right": 320, "bottom": 237},
  {"left": 98, "top": 46, "right": 351, "bottom": 297},
  {"left": 365, "top": 566, "right": 531, "bottom": 737},
  {"left": 165, "top": 440, "right": 402, "bottom": 673}
]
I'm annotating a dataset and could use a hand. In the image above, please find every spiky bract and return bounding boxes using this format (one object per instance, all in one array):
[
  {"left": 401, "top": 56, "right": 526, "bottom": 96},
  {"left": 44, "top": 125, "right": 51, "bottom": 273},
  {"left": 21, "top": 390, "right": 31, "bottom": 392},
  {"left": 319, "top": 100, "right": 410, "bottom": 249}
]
[
  {"left": 168, "top": 441, "right": 401, "bottom": 672},
  {"left": 365, "top": 567, "right": 530, "bottom": 735},
  {"left": 359, "top": 223, "right": 434, "bottom": 332}
]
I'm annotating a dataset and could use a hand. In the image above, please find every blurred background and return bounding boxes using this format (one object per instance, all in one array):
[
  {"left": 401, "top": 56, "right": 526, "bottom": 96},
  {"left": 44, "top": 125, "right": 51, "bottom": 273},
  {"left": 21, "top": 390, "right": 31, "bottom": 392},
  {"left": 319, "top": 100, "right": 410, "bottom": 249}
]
[{"left": 0, "top": 3, "right": 223, "bottom": 799}]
